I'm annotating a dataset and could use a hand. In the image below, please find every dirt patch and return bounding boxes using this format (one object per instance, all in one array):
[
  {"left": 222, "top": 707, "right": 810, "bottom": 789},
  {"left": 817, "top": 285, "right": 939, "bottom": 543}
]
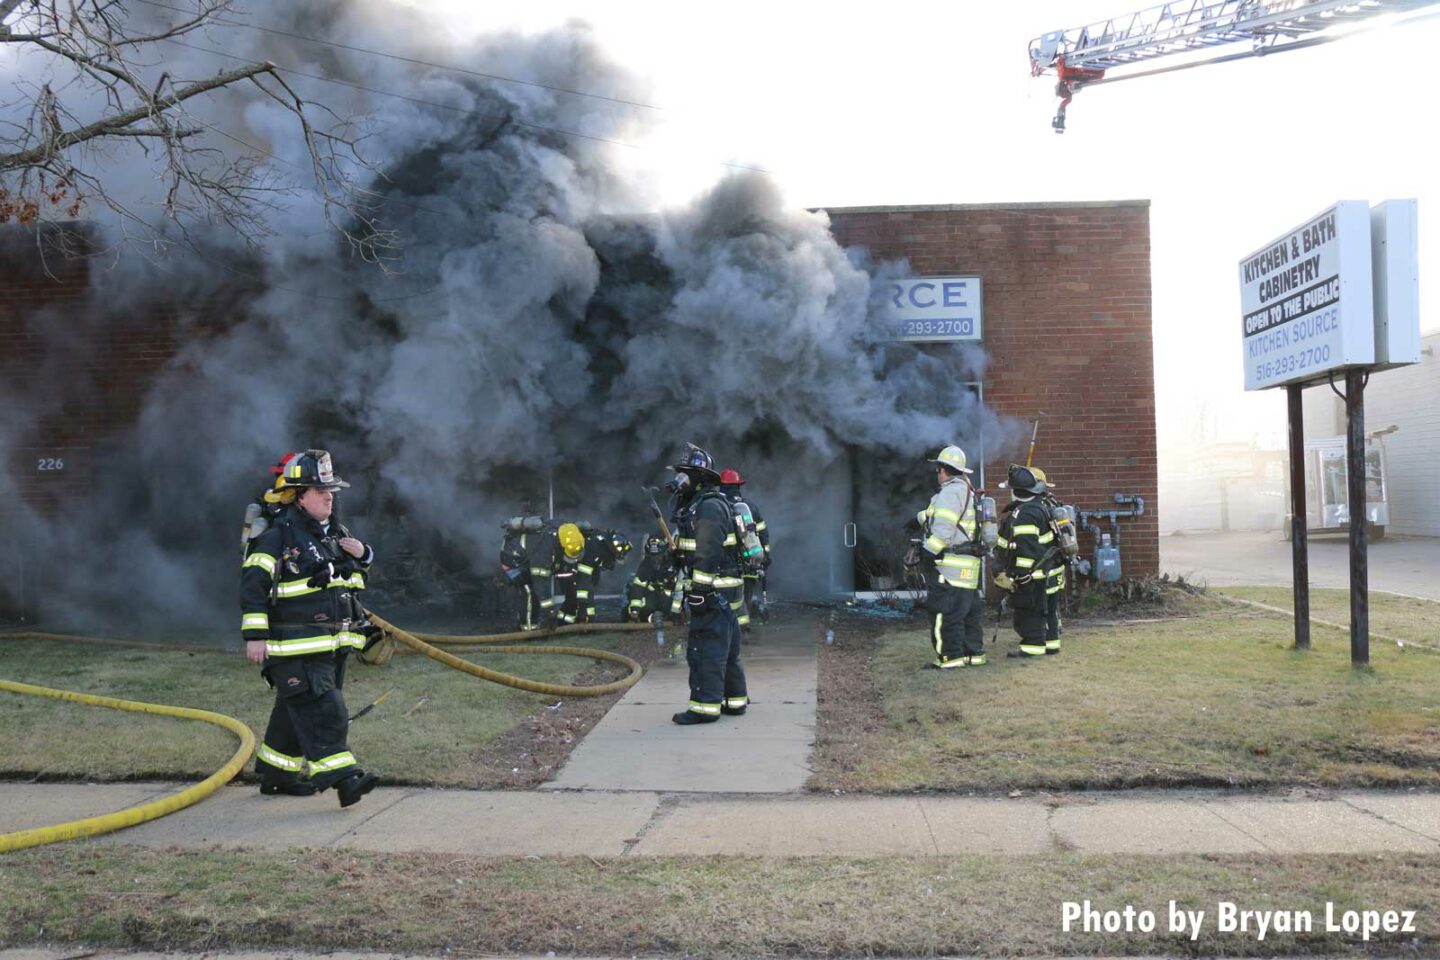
[
  {"left": 810, "top": 606, "right": 913, "bottom": 791},
  {"left": 470, "top": 630, "right": 663, "bottom": 787}
]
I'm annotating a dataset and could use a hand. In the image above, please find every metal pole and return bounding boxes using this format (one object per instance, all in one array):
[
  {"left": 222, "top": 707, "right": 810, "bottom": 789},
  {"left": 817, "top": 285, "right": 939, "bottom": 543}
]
[
  {"left": 1345, "top": 368, "right": 1369, "bottom": 666},
  {"left": 1286, "top": 384, "right": 1310, "bottom": 650}
]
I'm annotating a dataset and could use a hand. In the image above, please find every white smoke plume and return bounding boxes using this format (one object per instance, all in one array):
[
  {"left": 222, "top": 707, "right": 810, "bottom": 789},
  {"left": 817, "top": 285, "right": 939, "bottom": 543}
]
[{"left": 0, "top": 0, "right": 1024, "bottom": 635}]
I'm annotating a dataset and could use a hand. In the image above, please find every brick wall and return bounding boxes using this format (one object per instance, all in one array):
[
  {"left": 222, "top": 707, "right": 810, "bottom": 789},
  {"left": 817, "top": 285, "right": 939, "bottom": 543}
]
[
  {"left": 0, "top": 240, "right": 190, "bottom": 514},
  {"left": 824, "top": 201, "right": 1159, "bottom": 577}
]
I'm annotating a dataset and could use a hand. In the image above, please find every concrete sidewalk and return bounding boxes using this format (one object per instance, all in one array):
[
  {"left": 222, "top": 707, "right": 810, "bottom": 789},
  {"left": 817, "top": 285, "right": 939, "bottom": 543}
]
[
  {"left": 545, "top": 618, "right": 818, "bottom": 793},
  {"left": 6, "top": 782, "right": 1440, "bottom": 856}
]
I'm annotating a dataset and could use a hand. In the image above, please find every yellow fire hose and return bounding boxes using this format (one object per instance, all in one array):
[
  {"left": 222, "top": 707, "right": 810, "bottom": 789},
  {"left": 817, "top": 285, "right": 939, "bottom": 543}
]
[
  {"left": 369, "top": 615, "right": 648, "bottom": 698},
  {"left": 0, "top": 679, "right": 255, "bottom": 854},
  {"left": 0, "top": 615, "right": 656, "bottom": 850}
]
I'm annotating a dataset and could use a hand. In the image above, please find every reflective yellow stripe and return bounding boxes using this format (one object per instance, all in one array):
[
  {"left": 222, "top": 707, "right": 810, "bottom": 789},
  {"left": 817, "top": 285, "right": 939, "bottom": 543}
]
[
  {"left": 713, "top": 576, "right": 744, "bottom": 588},
  {"left": 723, "top": 534, "right": 737, "bottom": 546},
  {"left": 576, "top": 590, "right": 590, "bottom": 599},
  {"left": 265, "top": 636, "right": 338, "bottom": 657},
  {"left": 1037, "top": 531, "right": 1055, "bottom": 544},
  {"left": 932, "top": 507, "right": 960, "bottom": 523},
  {"left": 995, "top": 536, "right": 1010, "bottom": 548},
  {"left": 1011, "top": 524, "right": 1041, "bottom": 535},
  {"left": 257, "top": 744, "right": 305, "bottom": 772},
  {"left": 725, "top": 697, "right": 749, "bottom": 708},
  {"left": 755, "top": 521, "right": 767, "bottom": 531},
  {"left": 309, "top": 751, "right": 357, "bottom": 773},
  {"left": 242, "top": 613, "right": 269, "bottom": 632},
  {"left": 677, "top": 538, "right": 697, "bottom": 551},
  {"left": 243, "top": 552, "right": 277, "bottom": 575},
  {"left": 687, "top": 701, "right": 721, "bottom": 715},
  {"left": 275, "top": 579, "right": 321, "bottom": 599},
  {"left": 530, "top": 567, "right": 549, "bottom": 576},
  {"left": 1019, "top": 644, "right": 1048, "bottom": 656},
  {"left": 631, "top": 578, "right": 650, "bottom": 588},
  {"left": 692, "top": 570, "right": 715, "bottom": 585},
  {"left": 578, "top": 564, "right": 595, "bottom": 575},
  {"left": 1015, "top": 557, "right": 1036, "bottom": 569},
  {"left": 924, "top": 535, "right": 945, "bottom": 553}
]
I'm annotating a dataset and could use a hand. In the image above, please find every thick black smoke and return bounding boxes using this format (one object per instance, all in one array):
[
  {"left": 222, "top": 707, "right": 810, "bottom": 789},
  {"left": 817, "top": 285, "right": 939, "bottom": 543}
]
[{"left": 0, "top": 0, "right": 1023, "bottom": 636}]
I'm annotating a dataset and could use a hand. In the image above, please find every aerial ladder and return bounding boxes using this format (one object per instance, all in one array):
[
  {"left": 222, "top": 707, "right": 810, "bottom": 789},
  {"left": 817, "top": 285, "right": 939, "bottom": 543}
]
[{"left": 1030, "top": 0, "right": 1440, "bottom": 132}]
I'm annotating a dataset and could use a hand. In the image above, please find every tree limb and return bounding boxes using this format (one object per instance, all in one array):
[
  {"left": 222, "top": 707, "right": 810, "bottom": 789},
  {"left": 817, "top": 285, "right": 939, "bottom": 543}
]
[{"left": 0, "top": 60, "right": 271, "bottom": 172}]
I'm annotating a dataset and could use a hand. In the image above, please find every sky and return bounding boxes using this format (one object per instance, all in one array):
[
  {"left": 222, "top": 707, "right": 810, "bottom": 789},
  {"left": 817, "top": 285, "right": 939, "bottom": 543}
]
[{"left": 398, "top": 0, "right": 1437, "bottom": 454}]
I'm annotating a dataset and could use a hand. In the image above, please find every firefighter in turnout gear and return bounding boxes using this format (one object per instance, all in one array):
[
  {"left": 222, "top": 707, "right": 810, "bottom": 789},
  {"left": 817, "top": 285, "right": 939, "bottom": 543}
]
[
  {"left": 578, "top": 528, "right": 632, "bottom": 621},
  {"left": 668, "top": 443, "right": 748, "bottom": 725},
  {"left": 241, "top": 450, "right": 380, "bottom": 807},
  {"left": 907, "top": 445, "right": 985, "bottom": 668},
  {"left": 719, "top": 468, "right": 770, "bottom": 630},
  {"left": 625, "top": 534, "right": 677, "bottom": 622},
  {"left": 499, "top": 514, "right": 548, "bottom": 630},
  {"left": 533, "top": 522, "right": 588, "bottom": 626},
  {"left": 1030, "top": 467, "right": 1067, "bottom": 653},
  {"left": 994, "top": 464, "right": 1053, "bottom": 659}
]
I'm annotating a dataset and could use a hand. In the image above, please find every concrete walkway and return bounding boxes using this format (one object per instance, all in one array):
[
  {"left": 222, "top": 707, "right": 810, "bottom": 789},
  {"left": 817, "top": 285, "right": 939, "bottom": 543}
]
[
  {"left": 7, "top": 782, "right": 1440, "bottom": 856},
  {"left": 545, "top": 618, "right": 818, "bottom": 793}
]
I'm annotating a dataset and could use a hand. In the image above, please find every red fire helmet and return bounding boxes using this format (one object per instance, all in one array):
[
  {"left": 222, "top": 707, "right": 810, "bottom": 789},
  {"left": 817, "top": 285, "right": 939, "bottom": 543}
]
[{"left": 719, "top": 468, "right": 745, "bottom": 486}]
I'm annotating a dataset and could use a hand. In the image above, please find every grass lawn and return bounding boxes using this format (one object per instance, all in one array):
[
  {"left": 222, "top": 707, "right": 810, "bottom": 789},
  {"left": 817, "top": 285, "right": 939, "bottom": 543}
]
[
  {"left": 0, "top": 633, "right": 642, "bottom": 788},
  {"left": 1, "top": 845, "right": 1436, "bottom": 957},
  {"left": 813, "top": 588, "right": 1440, "bottom": 793}
]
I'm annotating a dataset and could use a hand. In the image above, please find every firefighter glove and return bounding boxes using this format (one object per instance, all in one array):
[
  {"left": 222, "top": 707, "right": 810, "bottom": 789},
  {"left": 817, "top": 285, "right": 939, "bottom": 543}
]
[
  {"left": 994, "top": 572, "right": 1015, "bottom": 591},
  {"left": 307, "top": 562, "right": 336, "bottom": 588}
]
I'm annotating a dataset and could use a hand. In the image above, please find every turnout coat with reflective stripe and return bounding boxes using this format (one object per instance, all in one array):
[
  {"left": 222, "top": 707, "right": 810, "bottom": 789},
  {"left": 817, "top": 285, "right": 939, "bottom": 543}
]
[
  {"left": 241, "top": 506, "right": 373, "bottom": 659},
  {"left": 674, "top": 487, "right": 744, "bottom": 595},
  {"left": 997, "top": 498, "right": 1053, "bottom": 582},
  {"left": 917, "top": 477, "right": 981, "bottom": 589}
]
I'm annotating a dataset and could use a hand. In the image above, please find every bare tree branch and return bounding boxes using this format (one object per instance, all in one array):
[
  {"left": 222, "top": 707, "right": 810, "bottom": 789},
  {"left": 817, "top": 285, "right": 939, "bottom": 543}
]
[{"left": 0, "top": 0, "right": 395, "bottom": 265}]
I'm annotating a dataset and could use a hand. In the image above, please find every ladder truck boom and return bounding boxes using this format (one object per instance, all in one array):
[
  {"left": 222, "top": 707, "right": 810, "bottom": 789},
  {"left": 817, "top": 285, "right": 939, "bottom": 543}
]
[{"left": 1030, "top": 0, "right": 1440, "bottom": 132}]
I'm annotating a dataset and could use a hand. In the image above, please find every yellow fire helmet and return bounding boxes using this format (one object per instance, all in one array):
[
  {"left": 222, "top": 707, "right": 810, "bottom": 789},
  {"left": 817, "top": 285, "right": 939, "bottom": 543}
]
[{"left": 558, "top": 522, "right": 585, "bottom": 560}]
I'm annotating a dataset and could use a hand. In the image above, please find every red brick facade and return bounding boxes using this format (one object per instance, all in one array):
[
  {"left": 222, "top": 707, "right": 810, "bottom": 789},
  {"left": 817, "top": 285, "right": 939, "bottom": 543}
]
[
  {"left": 1, "top": 242, "right": 188, "bottom": 513},
  {"left": 824, "top": 202, "right": 1158, "bottom": 576}
]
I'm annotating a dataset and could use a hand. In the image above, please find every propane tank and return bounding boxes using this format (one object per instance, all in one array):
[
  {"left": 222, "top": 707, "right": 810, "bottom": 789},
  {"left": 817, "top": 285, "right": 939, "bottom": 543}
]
[
  {"left": 1095, "top": 532, "right": 1122, "bottom": 582},
  {"left": 978, "top": 495, "right": 999, "bottom": 550},
  {"left": 1052, "top": 503, "right": 1079, "bottom": 558}
]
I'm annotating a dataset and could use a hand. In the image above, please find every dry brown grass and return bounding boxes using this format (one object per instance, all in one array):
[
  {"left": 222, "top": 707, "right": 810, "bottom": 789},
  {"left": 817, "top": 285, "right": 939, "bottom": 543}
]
[
  {"left": 812, "top": 588, "right": 1440, "bottom": 793},
  {"left": 2, "top": 845, "right": 1437, "bottom": 957}
]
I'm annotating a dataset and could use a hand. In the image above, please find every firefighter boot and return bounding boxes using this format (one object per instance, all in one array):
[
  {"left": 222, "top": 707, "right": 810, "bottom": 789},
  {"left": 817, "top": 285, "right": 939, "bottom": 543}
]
[
  {"left": 260, "top": 781, "right": 318, "bottom": 797},
  {"left": 672, "top": 710, "right": 718, "bottom": 725},
  {"left": 336, "top": 770, "right": 380, "bottom": 807}
]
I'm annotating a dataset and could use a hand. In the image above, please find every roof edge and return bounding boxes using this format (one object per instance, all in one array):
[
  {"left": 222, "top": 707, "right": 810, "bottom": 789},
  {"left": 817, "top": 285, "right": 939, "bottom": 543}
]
[{"left": 815, "top": 199, "right": 1151, "bottom": 214}]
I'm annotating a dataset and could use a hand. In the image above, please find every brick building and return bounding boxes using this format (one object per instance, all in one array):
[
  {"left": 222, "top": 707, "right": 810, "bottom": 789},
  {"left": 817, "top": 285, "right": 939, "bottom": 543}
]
[
  {"left": 823, "top": 200, "right": 1159, "bottom": 583},
  {"left": 2, "top": 199, "right": 1157, "bottom": 621}
]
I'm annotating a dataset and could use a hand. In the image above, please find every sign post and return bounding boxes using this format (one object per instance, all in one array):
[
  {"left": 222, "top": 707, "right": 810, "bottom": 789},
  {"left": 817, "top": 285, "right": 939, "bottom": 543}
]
[{"left": 1238, "top": 200, "right": 1419, "bottom": 667}]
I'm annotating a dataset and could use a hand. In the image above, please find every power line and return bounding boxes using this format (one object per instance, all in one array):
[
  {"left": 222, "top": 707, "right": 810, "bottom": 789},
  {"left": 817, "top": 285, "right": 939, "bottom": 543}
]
[
  {"left": 158, "top": 35, "right": 772, "bottom": 174},
  {"left": 132, "top": 0, "right": 665, "bottom": 112}
]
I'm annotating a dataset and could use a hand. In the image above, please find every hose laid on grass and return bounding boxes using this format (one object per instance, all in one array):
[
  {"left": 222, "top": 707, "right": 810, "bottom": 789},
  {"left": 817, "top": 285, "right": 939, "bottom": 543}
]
[
  {"left": 368, "top": 614, "right": 646, "bottom": 697},
  {"left": 0, "top": 679, "right": 254, "bottom": 853}
]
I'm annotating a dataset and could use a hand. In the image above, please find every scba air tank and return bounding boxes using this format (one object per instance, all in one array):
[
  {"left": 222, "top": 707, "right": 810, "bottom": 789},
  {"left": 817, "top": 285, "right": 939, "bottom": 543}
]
[
  {"left": 1051, "top": 503, "right": 1079, "bottom": 558},
  {"left": 978, "top": 495, "right": 999, "bottom": 550}
]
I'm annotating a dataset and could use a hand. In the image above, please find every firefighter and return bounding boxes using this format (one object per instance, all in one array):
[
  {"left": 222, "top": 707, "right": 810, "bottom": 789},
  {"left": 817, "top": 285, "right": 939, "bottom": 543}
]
[
  {"left": 533, "top": 522, "right": 588, "bottom": 626},
  {"left": 719, "top": 468, "right": 770, "bottom": 630},
  {"left": 668, "top": 443, "right": 748, "bottom": 725},
  {"left": 241, "top": 449, "right": 380, "bottom": 807},
  {"left": 577, "top": 529, "right": 632, "bottom": 621},
  {"left": 625, "top": 534, "right": 678, "bottom": 622},
  {"left": 499, "top": 514, "right": 547, "bottom": 630},
  {"left": 994, "top": 464, "right": 1053, "bottom": 659},
  {"left": 906, "top": 445, "right": 985, "bottom": 669},
  {"left": 1031, "top": 467, "right": 1066, "bottom": 653}
]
